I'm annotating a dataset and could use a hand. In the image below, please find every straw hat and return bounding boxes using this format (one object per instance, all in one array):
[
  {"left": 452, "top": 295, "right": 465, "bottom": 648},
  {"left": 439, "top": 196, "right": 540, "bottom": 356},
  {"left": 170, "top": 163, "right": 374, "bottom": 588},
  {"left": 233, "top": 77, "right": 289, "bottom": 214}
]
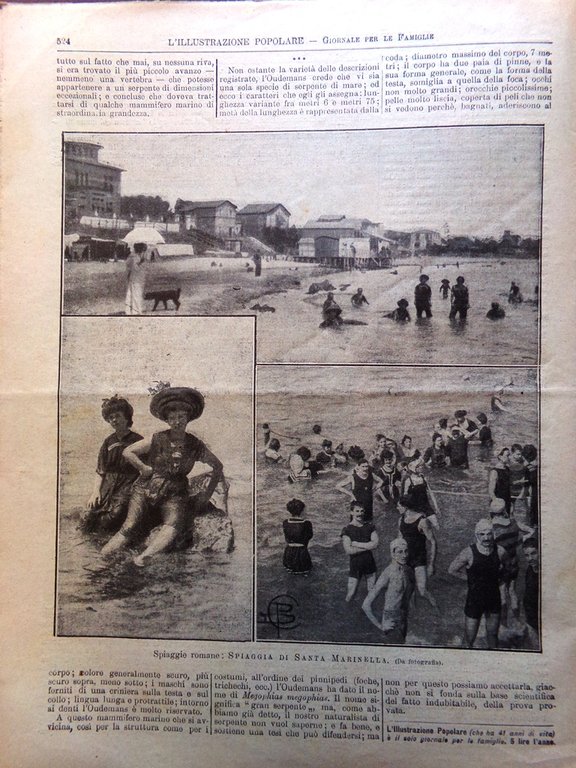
[{"left": 149, "top": 386, "right": 205, "bottom": 422}]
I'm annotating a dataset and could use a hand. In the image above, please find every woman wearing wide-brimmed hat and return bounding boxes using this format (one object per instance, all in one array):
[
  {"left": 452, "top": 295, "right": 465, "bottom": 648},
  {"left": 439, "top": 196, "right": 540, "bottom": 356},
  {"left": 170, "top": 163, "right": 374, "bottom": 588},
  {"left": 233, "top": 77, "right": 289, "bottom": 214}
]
[
  {"left": 80, "top": 396, "right": 143, "bottom": 533},
  {"left": 101, "top": 386, "right": 223, "bottom": 565}
]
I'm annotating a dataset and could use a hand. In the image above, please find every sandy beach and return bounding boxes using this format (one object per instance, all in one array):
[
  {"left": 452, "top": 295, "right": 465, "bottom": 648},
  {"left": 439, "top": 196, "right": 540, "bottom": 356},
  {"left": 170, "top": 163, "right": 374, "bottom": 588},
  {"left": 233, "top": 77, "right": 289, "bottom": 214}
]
[{"left": 63, "top": 256, "right": 328, "bottom": 315}]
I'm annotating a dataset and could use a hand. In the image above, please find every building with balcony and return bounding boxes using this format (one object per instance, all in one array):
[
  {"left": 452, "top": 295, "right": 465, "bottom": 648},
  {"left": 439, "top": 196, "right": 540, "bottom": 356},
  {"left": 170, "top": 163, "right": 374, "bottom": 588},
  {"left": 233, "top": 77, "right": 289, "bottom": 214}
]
[{"left": 64, "top": 140, "right": 124, "bottom": 222}]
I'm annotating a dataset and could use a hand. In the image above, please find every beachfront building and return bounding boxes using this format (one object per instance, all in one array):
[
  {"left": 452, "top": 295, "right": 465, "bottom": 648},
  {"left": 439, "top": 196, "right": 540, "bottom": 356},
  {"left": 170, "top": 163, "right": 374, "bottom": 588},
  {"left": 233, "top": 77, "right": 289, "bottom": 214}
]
[
  {"left": 298, "top": 215, "right": 383, "bottom": 267},
  {"left": 498, "top": 229, "right": 523, "bottom": 258},
  {"left": 64, "top": 140, "right": 124, "bottom": 222},
  {"left": 174, "top": 199, "right": 241, "bottom": 239},
  {"left": 236, "top": 203, "right": 291, "bottom": 238},
  {"left": 409, "top": 229, "right": 442, "bottom": 255}
]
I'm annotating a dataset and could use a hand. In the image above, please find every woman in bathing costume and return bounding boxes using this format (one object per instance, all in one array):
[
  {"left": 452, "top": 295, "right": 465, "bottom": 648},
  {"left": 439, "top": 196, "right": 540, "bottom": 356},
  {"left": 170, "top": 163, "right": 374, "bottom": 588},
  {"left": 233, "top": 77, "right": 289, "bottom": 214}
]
[
  {"left": 102, "top": 386, "right": 223, "bottom": 566},
  {"left": 80, "top": 395, "right": 143, "bottom": 533}
]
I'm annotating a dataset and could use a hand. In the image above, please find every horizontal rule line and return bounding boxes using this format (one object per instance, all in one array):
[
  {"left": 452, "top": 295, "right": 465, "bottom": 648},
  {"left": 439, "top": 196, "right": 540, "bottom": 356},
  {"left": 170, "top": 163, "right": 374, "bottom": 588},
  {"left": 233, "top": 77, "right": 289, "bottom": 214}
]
[
  {"left": 58, "top": 41, "right": 554, "bottom": 55},
  {"left": 388, "top": 721, "right": 554, "bottom": 727}
]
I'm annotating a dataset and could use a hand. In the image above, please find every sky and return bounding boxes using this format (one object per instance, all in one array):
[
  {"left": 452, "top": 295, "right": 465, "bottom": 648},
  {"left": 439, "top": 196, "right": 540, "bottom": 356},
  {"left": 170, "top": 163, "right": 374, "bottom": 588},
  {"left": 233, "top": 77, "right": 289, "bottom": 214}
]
[{"left": 71, "top": 127, "right": 543, "bottom": 238}]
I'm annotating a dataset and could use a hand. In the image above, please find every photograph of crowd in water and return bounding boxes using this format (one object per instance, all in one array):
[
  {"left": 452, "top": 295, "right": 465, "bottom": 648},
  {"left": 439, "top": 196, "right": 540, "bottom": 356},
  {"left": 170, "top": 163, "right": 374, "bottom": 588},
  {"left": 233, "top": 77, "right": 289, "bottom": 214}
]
[
  {"left": 57, "top": 316, "right": 253, "bottom": 640},
  {"left": 63, "top": 126, "right": 541, "bottom": 365},
  {"left": 257, "top": 365, "right": 539, "bottom": 651}
]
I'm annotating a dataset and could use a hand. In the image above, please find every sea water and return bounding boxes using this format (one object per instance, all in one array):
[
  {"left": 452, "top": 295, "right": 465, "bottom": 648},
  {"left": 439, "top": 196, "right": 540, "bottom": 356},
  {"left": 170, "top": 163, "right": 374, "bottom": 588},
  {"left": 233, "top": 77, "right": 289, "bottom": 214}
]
[
  {"left": 256, "top": 366, "right": 538, "bottom": 648},
  {"left": 257, "top": 259, "right": 539, "bottom": 365}
]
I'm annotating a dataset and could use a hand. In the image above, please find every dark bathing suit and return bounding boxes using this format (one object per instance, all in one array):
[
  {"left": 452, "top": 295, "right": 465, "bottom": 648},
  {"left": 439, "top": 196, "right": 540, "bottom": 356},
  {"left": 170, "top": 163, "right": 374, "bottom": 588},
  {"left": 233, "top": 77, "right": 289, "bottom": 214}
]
[
  {"left": 446, "top": 435, "right": 469, "bottom": 468},
  {"left": 282, "top": 517, "right": 313, "bottom": 574},
  {"left": 464, "top": 543, "right": 501, "bottom": 619},
  {"left": 120, "top": 430, "right": 218, "bottom": 540},
  {"left": 493, "top": 465, "right": 512, "bottom": 514},
  {"left": 341, "top": 522, "right": 377, "bottom": 578},
  {"left": 414, "top": 283, "right": 432, "bottom": 318},
  {"left": 377, "top": 465, "right": 401, "bottom": 502},
  {"left": 399, "top": 514, "right": 427, "bottom": 568},
  {"left": 403, "top": 476, "right": 434, "bottom": 519},
  {"left": 450, "top": 284, "right": 469, "bottom": 320},
  {"left": 351, "top": 470, "right": 375, "bottom": 521},
  {"left": 81, "top": 429, "right": 143, "bottom": 532}
]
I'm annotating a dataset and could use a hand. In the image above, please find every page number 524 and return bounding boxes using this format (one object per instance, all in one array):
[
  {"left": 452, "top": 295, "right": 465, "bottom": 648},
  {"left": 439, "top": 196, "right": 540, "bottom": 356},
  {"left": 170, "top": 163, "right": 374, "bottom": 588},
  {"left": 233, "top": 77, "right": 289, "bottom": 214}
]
[{"left": 57, "top": 37, "right": 71, "bottom": 45}]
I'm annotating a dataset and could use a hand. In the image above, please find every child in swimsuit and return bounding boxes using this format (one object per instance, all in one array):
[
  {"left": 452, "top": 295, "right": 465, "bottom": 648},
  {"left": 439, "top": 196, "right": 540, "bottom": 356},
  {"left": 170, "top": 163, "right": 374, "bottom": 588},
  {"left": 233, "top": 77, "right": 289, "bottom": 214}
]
[{"left": 362, "top": 537, "right": 415, "bottom": 643}]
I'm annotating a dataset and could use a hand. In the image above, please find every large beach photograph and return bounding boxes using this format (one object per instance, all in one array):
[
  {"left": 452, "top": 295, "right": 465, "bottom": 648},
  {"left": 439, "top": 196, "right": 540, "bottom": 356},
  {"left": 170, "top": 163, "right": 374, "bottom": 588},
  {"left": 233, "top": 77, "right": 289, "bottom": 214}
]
[
  {"left": 57, "top": 315, "right": 254, "bottom": 640},
  {"left": 62, "top": 127, "right": 542, "bottom": 365},
  {"left": 256, "top": 365, "right": 539, "bottom": 651}
]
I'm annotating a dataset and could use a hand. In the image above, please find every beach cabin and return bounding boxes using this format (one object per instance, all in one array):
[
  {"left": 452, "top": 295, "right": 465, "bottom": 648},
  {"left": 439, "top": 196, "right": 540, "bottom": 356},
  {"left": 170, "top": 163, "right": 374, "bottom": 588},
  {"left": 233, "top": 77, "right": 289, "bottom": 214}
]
[
  {"left": 298, "top": 215, "right": 382, "bottom": 267},
  {"left": 236, "top": 203, "right": 291, "bottom": 238},
  {"left": 66, "top": 235, "right": 117, "bottom": 262},
  {"left": 174, "top": 199, "right": 241, "bottom": 239}
]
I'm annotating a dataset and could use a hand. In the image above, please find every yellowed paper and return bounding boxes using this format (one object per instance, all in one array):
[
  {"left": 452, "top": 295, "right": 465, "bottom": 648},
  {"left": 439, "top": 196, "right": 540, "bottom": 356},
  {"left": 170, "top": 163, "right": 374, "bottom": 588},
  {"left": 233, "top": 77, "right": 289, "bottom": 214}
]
[{"left": 1, "top": 2, "right": 575, "bottom": 766}]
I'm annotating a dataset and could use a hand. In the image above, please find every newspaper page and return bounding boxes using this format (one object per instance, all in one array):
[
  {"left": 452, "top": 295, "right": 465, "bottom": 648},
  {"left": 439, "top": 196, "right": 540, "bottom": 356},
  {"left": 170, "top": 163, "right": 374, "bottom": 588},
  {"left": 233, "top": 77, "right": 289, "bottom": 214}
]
[{"left": 1, "top": 1, "right": 575, "bottom": 766}]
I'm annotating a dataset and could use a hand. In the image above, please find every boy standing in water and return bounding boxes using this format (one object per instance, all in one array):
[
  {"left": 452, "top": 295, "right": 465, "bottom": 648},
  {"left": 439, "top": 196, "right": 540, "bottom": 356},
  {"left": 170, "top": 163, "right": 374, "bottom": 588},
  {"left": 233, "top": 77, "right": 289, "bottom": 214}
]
[
  {"left": 476, "top": 413, "right": 493, "bottom": 447},
  {"left": 262, "top": 423, "right": 271, "bottom": 447},
  {"left": 414, "top": 274, "right": 432, "bottom": 318},
  {"left": 522, "top": 445, "right": 539, "bottom": 527},
  {"left": 449, "top": 276, "right": 470, "bottom": 321},
  {"left": 375, "top": 450, "right": 402, "bottom": 504},
  {"left": 489, "top": 448, "right": 512, "bottom": 514},
  {"left": 362, "top": 538, "right": 415, "bottom": 643},
  {"left": 398, "top": 495, "right": 439, "bottom": 612},
  {"left": 490, "top": 498, "right": 535, "bottom": 627}
]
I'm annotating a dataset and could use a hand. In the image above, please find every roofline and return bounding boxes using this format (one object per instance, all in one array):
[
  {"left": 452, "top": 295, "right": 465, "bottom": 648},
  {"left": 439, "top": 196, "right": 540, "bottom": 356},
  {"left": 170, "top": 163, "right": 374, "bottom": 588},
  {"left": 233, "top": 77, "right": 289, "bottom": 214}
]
[
  {"left": 65, "top": 140, "right": 103, "bottom": 149},
  {"left": 65, "top": 158, "right": 125, "bottom": 172},
  {"left": 237, "top": 204, "right": 291, "bottom": 215},
  {"left": 175, "top": 199, "right": 237, "bottom": 210}
]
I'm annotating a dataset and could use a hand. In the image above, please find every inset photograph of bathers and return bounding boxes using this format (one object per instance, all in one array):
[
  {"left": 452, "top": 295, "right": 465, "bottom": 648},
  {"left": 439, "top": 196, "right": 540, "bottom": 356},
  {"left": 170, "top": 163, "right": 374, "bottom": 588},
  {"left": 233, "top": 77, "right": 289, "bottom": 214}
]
[
  {"left": 62, "top": 126, "right": 542, "bottom": 366},
  {"left": 56, "top": 315, "right": 254, "bottom": 640},
  {"left": 256, "top": 364, "right": 539, "bottom": 651}
]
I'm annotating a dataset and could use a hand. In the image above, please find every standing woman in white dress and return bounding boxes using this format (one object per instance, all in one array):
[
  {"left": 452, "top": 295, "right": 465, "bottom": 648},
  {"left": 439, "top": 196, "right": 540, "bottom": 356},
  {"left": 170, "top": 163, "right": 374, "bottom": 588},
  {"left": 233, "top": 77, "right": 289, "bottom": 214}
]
[{"left": 125, "top": 242, "right": 148, "bottom": 315}]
